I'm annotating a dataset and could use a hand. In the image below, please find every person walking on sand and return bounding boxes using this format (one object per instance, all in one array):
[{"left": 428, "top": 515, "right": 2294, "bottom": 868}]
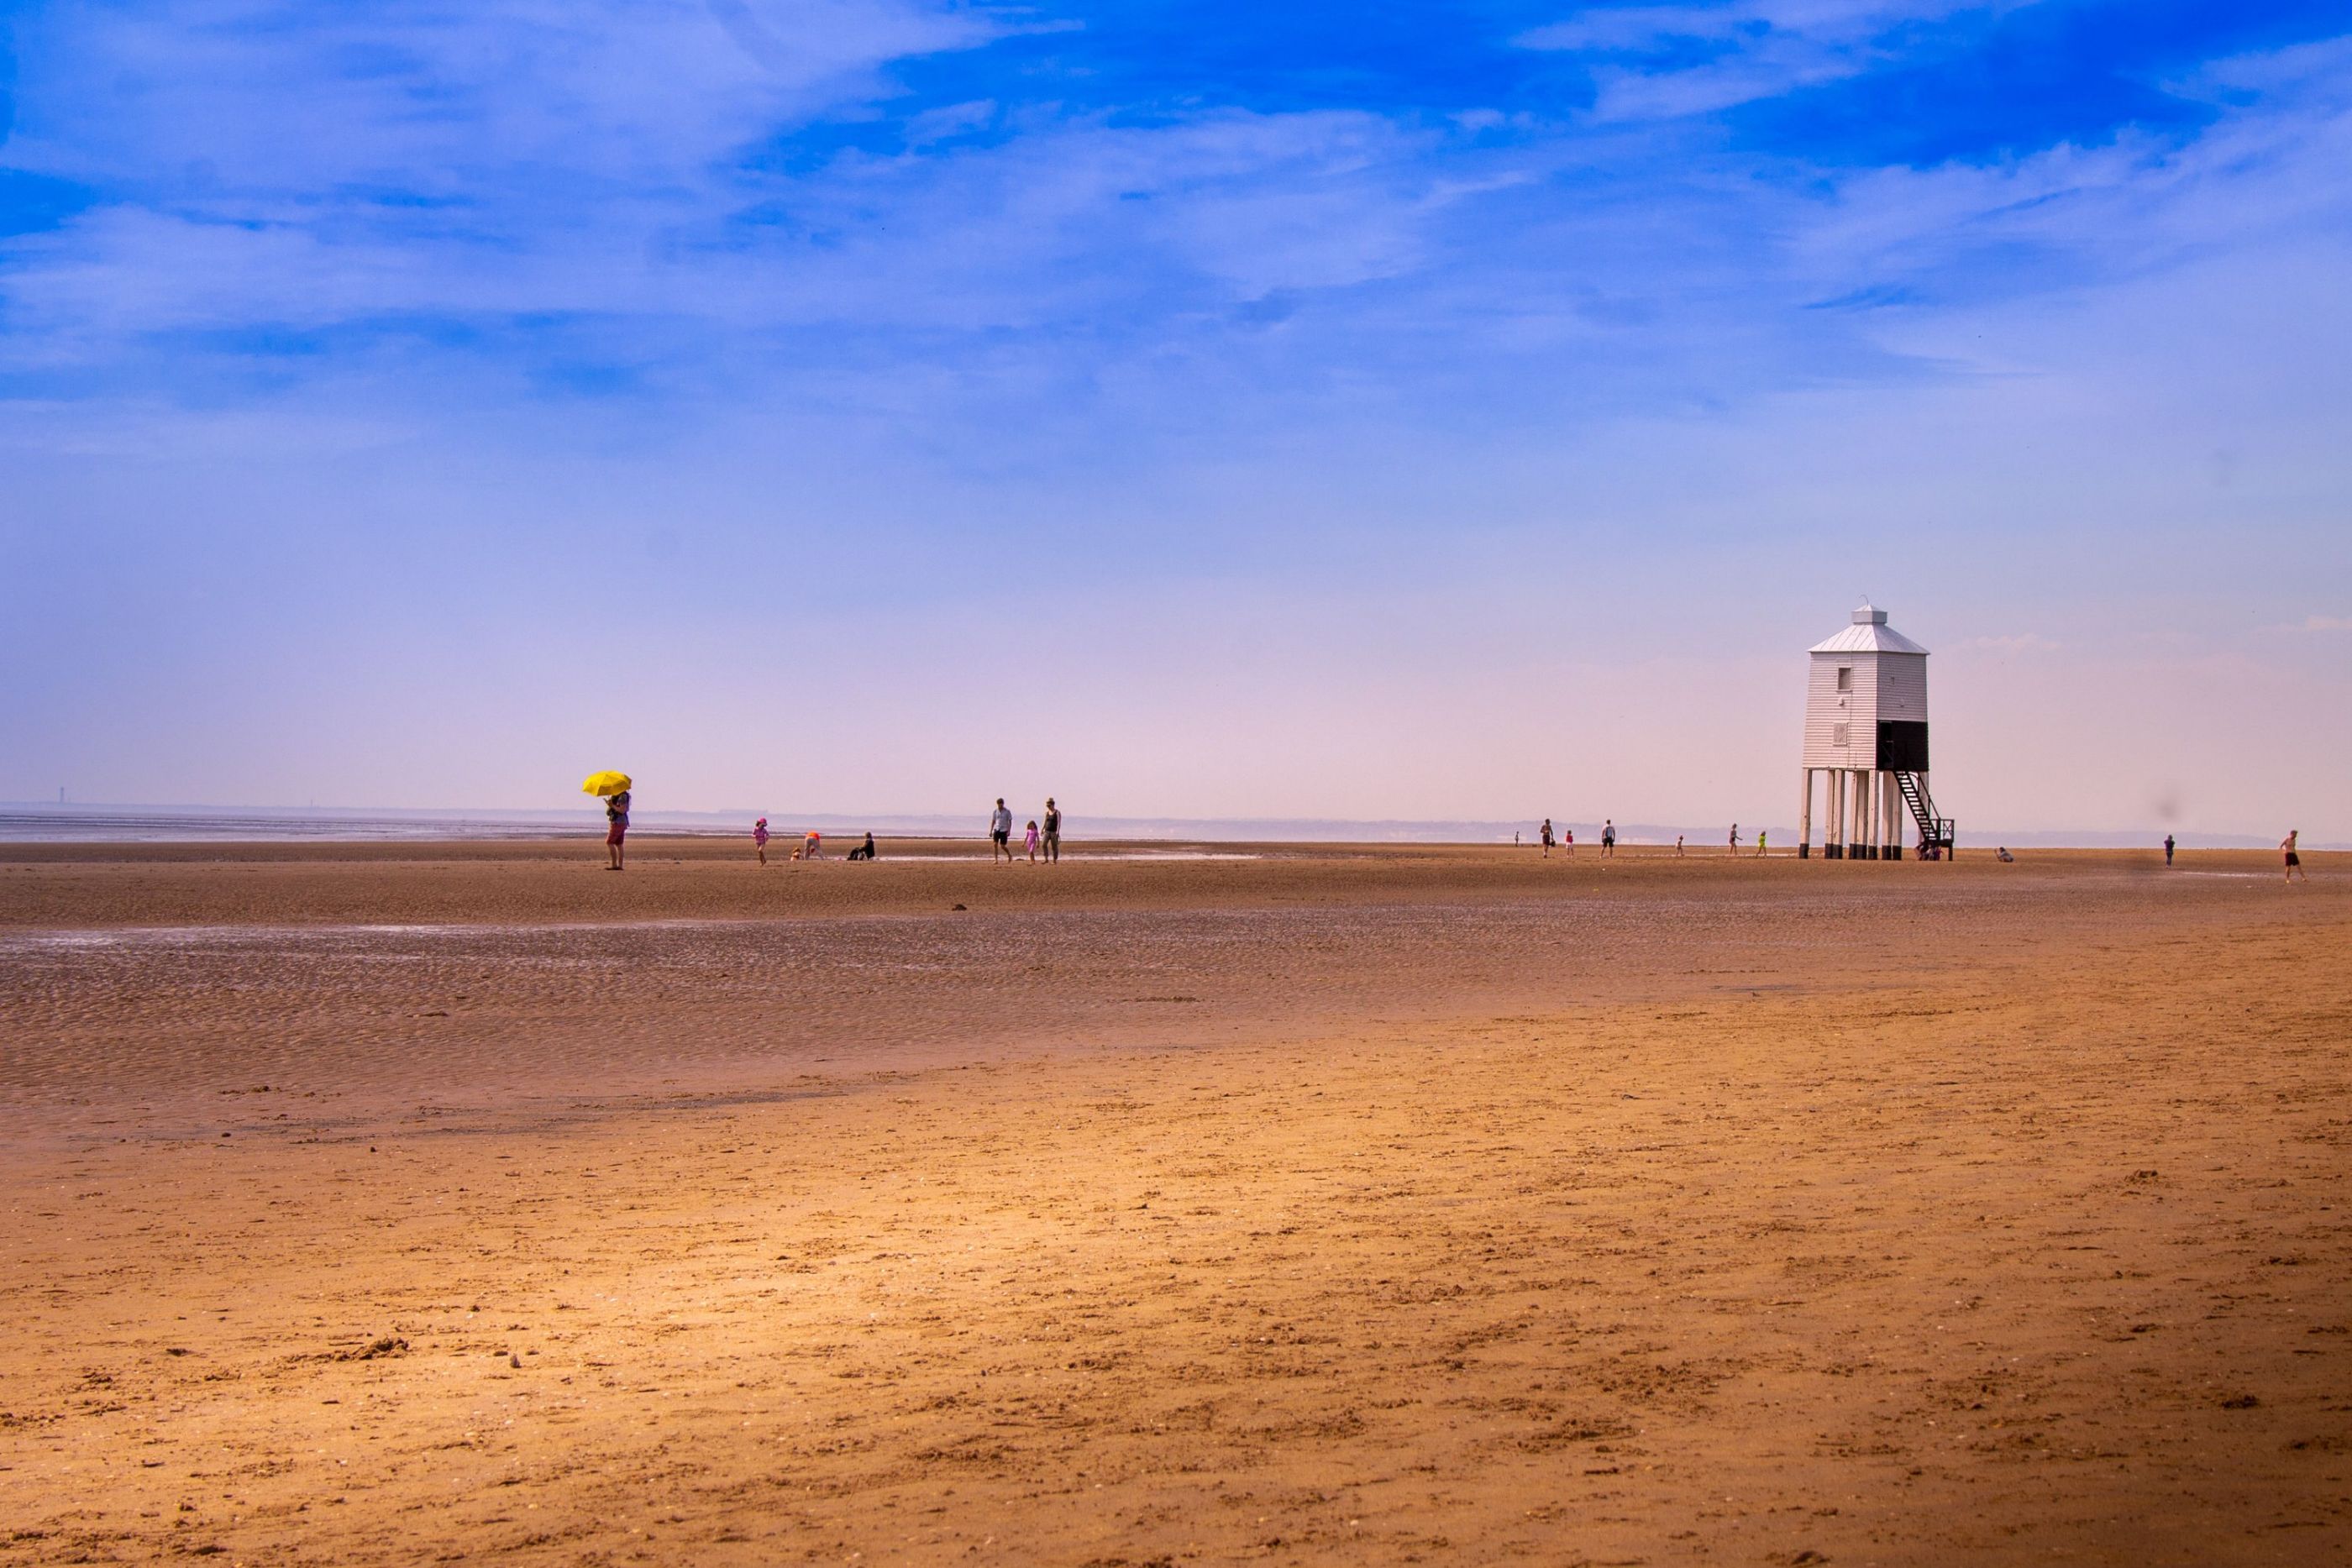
[
  {"left": 1042, "top": 798, "right": 1063, "bottom": 863},
  {"left": 1676, "top": 834, "right": 1685, "bottom": 856},
  {"left": 990, "top": 799, "right": 1014, "bottom": 863},
  {"left": 1755, "top": 829, "right": 1767, "bottom": 857},
  {"left": 1539, "top": 818, "right": 1554, "bottom": 857},
  {"left": 1024, "top": 819, "right": 1041, "bottom": 863},
  {"left": 1729, "top": 823, "right": 1740, "bottom": 854},
  {"left": 604, "top": 789, "right": 631, "bottom": 871},
  {"left": 1602, "top": 820, "right": 1616, "bottom": 858},
  {"left": 2284, "top": 830, "right": 2307, "bottom": 884},
  {"left": 753, "top": 817, "right": 769, "bottom": 867},
  {"left": 1563, "top": 826, "right": 1576, "bottom": 857},
  {"left": 2164, "top": 833, "right": 2176, "bottom": 868}
]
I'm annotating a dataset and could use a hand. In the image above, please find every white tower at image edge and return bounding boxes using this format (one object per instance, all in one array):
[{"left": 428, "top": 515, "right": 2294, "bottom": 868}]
[{"left": 1798, "top": 604, "right": 1956, "bottom": 861}]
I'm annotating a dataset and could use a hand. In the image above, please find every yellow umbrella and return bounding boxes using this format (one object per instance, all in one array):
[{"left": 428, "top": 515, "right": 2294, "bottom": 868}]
[{"left": 581, "top": 771, "right": 633, "bottom": 798}]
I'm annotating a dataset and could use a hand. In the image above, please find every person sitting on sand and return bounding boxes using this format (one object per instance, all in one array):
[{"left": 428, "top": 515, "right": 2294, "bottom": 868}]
[
  {"left": 1997, "top": 846, "right": 2015, "bottom": 863},
  {"left": 848, "top": 832, "right": 876, "bottom": 862},
  {"left": 605, "top": 789, "right": 630, "bottom": 872},
  {"left": 2283, "top": 830, "right": 2307, "bottom": 884},
  {"left": 753, "top": 817, "right": 769, "bottom": 866}
]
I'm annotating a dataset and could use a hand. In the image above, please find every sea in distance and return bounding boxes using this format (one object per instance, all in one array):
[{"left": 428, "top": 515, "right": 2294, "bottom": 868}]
[{"left": 0, "top": 805, "right": 2309, "bottom": 850}]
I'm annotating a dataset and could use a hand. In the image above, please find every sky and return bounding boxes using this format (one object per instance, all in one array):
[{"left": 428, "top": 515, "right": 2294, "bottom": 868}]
[{"left": 3, "top": 0, "right": 2349, "bottom": 836}]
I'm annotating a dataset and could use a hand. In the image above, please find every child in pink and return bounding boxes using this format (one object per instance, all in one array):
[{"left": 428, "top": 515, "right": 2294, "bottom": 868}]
[
  {"left": 753, "top": 818, "right": 769, "bottom": 865},
  {"left": 1024, "top": 820, "right": 1041, "bottom": 863}
]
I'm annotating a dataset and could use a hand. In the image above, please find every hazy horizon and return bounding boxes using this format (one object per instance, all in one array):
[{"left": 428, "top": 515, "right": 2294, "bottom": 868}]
[
  {"left": 6, "top": 3, "right": 2348, "bottom": 838},
  {"left": 0, "top": 800, "right": 2327, "bottom": 852}
]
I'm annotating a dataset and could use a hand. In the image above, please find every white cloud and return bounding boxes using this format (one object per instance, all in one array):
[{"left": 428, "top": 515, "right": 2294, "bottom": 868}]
[
  {"left": 4, "top": 0, "right": 1008, "bottom": 191},
  {"left": 1517, "top": 6, "right": 1752, "bottom": 53},
  {"left": 1516, "top": 0, "right": 2001, "bottom": 122}
]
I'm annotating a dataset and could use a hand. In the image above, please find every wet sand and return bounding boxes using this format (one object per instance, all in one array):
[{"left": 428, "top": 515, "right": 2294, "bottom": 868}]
[{"left": 2, "top": 842, "right": 2347, "bottom": 1565}]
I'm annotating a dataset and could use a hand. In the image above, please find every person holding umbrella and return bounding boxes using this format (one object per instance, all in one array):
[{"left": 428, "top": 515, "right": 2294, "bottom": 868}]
[{"left": 583, "top": 772, "right": 633, "bottom": 871}]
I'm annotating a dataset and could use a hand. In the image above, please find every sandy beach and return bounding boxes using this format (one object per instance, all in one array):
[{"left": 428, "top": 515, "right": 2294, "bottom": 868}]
[{"left": 3, "top": 840, "right": 2347, "bottom": 1565}]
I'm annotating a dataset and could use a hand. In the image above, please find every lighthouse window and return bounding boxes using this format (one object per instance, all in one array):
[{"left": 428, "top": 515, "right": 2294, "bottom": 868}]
[{"left": 1835, "top": 666, "right": 1852, "bottom": 692}]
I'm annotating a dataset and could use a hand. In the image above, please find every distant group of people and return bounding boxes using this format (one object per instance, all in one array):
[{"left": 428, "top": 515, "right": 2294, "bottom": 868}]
[
  {"left": 738, "top": 797, "right": 1063, "bottom": 868},
  {"left": 601, "top": 789, "right": 2313, "bottom": 883},
  {"left": 990, "top": 797, "right": 1063, "bottom": 863},
  {"left": 1507, "top": 824, "right": 2314, "bottom": 875},
  {"left": 2154, "top": 831, "right": 2307, "bottom": 883},
  {"left": 596, "top": 789, "right": 1068, "bottom": 871},
  {"left": 1530, "top": 819, "right": 1758, "bottom": 857},
  {"left": 752, "top": 819, "right": 878, "bottom": 864},
  {"left": 1957, "top": 832, "right": 2310, "bottom": 878}
]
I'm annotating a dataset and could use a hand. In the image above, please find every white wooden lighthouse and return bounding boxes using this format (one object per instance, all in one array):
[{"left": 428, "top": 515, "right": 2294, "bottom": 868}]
[{"left": 1797, "top": 604, "right": 1953, "bottom": 859}]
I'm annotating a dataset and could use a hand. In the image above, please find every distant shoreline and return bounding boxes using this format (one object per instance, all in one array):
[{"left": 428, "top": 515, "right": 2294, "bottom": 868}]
[{"left": 0, "top": 804, "right": 2327, "bottom": 851}]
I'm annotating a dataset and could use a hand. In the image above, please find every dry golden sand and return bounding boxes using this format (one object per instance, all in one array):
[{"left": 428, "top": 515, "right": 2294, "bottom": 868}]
[{"left": 2, "top": 841, "right": 2347, "bottom": 1566}]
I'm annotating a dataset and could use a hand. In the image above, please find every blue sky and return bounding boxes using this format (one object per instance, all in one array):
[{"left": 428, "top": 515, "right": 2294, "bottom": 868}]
[{"left": 3, "top": 1, "right": 2349, "bottom": 834}]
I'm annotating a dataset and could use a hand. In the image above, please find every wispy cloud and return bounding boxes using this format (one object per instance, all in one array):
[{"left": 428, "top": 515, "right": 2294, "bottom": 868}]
[
  {"left": 1515, "top": 1, "right": 1990, "bottom": 122},
  {"left": 3, "top": 0, "right": 2347, "bottom": 439}
]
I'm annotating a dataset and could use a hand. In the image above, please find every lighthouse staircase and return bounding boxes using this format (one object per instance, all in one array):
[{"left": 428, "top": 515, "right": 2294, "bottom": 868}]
[{"left": 1895, "top": 772, "right": 1956, "bottom": 859}]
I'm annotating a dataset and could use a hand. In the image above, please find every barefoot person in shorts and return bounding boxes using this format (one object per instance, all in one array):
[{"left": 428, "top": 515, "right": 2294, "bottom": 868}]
[
  {"left": 605, "top": 789, "right": 631, "bottom": 871},
  {"left": 2284, "top": 830, "right": 2307, "bottom": 884},
  {"left": 1042, "top": 798, "right": 1063, "bottom": 863},
  {"left": 990, "top": 799, "right": 1014, "bottom": 863}
]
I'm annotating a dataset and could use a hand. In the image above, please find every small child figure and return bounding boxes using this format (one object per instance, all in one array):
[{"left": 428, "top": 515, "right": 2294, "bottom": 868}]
[
  {"left": 753, "top": 817, "right": 769, "bottom": 866},
  {"left": 1024, "top": 820, "right": 1041, "bottom": 863}
]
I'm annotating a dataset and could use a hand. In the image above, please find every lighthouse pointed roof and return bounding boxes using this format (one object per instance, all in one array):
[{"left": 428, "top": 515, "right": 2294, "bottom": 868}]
[{"left": 1810, "top": 601, "right": 1929, "bottom": 656}]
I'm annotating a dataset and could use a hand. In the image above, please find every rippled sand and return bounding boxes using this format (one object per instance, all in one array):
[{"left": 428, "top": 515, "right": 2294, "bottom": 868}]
[{"left": 2, "top": 840, "right": 2345, "bottom": 1565}]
